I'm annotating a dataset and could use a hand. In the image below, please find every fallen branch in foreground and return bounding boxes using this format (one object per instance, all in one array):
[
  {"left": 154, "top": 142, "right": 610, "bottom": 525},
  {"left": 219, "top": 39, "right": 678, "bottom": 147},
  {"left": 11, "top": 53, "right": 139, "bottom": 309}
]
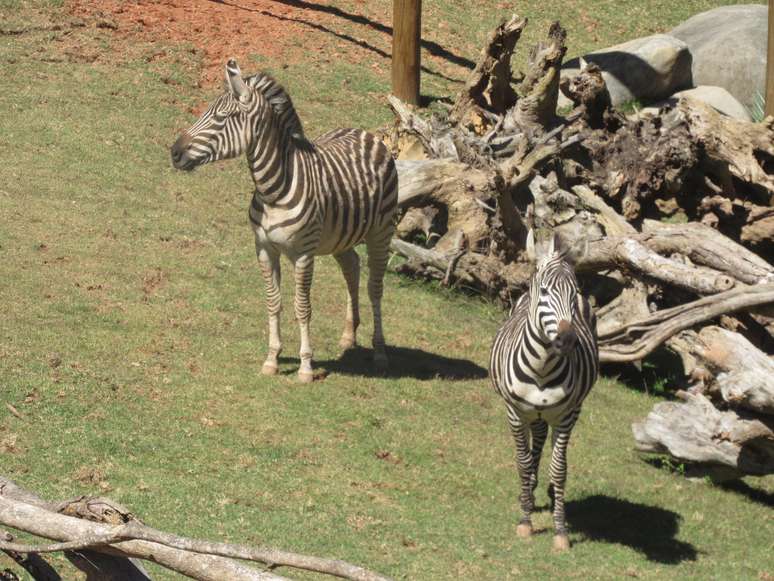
[{"left": 0, "top": 477, "right": 392, "bottom": 581}]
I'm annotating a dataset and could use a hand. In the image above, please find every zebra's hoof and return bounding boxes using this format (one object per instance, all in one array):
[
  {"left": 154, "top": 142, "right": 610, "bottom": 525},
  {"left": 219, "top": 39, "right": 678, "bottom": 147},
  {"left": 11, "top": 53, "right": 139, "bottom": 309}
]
[
  {"left": 516, "top": 523, "right": 532, "bottom": 538},
  {"left": 261, "top": 363, "right": 279, "bottom": 376},
  {"left": 552, "top": 534, "right": 570, "bottom": 552},
  {"left": 298, "top": 370, "right": 314, "bottom": 384}
]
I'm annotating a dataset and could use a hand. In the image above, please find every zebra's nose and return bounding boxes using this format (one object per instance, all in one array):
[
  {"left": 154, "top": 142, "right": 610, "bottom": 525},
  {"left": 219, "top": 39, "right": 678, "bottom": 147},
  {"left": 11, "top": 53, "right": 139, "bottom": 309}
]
[
  {"left": 170, "top": 132, "right": 192, "bottom": 166},
  {"left": 554, "top": 320, "right": 577, "bottom": 353}
]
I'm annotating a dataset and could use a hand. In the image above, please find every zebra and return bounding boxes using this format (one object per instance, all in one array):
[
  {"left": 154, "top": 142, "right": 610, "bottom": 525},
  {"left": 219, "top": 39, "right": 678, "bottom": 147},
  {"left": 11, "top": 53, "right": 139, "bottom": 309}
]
[
  {"left": 489, "top": 230, "right": 598, "bottom": 551},
  {"left": 170, "top": 60, "right": 398, "bottom": 382}
]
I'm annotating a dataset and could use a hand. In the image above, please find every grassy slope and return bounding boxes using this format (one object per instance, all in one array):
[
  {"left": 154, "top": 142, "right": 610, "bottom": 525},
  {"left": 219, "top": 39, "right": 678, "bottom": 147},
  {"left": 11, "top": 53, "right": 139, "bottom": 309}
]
[{"left": 1, "top": 1, "right": 772, "bottom": 579}]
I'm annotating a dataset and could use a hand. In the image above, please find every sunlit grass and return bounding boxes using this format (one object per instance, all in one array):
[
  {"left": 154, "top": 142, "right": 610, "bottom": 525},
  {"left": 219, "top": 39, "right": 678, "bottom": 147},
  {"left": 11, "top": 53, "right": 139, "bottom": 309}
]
[{"left": 0, "top": 2, "right": 772, "bottom": 580}]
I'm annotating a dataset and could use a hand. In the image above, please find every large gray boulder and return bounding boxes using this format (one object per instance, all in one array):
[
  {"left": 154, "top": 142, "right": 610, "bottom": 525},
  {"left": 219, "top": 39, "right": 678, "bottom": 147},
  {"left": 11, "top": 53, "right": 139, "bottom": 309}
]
[
  {"left": 672, "top": 86, "right": 752, "bottom": 121},
  {"left": 670, "top": 4, "right": 766, "bottom": 109},
  {"left": 561, "top": 34, "right": 692, "bottom": 107},
  {"left": 637, "top": 85, "right": 752, "bottom": 121}
]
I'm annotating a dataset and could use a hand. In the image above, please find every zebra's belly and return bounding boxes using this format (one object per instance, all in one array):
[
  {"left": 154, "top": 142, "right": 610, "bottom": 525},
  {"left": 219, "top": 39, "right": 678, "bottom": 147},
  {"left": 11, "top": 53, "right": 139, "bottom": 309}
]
[
  {"left": 314, "top": 229, "right": 366, "bottom": 256},
  {"left": 504, "top": 379, "right": 572, "bottom": 420},
  {"left": 251, "top": 211, "right": 320, "bottom": 257}
]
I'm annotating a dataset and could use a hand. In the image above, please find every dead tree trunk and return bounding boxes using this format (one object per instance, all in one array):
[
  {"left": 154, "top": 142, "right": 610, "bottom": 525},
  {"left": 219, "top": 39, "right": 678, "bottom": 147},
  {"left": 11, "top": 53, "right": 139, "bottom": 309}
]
[
  {"left": 667, "top": 326, "right": 774, "bottom": 416},
  {"left": 448, "top": 14, "right": 526, "bottom": 127}
]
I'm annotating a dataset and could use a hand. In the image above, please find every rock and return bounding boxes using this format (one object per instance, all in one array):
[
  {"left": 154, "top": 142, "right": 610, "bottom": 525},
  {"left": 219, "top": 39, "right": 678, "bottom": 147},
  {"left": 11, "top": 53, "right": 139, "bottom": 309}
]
[
  {"left": 562, "top": 34, "right": 692, "bottom": 107},
  {"left": 637, "top": 86, "right": 752, "bottom": 121},
  {"left": 670, "top": 4, "right": 767, "bottom": 110}
]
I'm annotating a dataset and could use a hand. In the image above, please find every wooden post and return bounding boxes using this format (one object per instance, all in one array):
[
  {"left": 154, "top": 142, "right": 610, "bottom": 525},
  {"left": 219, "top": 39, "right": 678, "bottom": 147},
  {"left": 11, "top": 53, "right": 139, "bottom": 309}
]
[
  {"left": 767, "top": 0, "right": 774, "bottom": 117},
  {"left": 392, "top": 0, "right": 421, "bottom": 106}
]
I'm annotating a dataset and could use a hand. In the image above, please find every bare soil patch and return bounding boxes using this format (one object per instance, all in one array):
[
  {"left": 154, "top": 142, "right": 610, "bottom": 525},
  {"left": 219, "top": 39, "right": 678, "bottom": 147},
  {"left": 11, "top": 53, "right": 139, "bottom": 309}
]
[{"left": 67, "top": 0, "right": 341, "bottom": 87}]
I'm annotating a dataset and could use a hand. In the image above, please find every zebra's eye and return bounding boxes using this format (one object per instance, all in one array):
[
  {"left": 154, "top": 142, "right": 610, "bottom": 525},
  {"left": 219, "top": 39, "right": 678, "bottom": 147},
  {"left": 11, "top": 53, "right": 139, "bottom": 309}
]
[{"left": 539, "top": 286, "right": 549, "bottom": 296}]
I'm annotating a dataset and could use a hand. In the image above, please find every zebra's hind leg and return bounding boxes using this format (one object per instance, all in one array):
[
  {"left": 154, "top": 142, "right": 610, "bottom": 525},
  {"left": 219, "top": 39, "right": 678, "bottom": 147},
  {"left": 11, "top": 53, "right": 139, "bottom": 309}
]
[
  {"left": 548, "top": 426, "right": 574, "bottom": 551},
  {"left": 507, "top": 408, "right": 536, "bottom": 539},
  {"left": 257, "top": 244, "right": 283, "bottom": 376},
  {"left": 365, "top": 224, "right": 393, "bottom": 371},
  {"left": 292, "top": 253, "right": 316, "bottom": 383},
  {"left": 334, "top": 248, "right": 360, "bottom": 350}
]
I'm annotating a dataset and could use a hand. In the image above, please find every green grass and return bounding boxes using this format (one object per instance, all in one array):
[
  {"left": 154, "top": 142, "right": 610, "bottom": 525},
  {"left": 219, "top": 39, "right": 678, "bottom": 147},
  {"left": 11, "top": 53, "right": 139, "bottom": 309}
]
[{"left": 1, "top": 1, "right": 772, "bottom": 580}]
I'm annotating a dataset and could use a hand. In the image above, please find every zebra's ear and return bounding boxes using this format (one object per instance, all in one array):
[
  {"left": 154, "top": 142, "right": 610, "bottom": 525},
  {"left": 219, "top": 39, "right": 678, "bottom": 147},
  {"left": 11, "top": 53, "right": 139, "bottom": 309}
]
[
  {"left": 525, "top": 229, "right": 536, "bottom": 261},
  {"left": 226, "top": 59, "right": 249, "bottom": 102},
  {"left": 547, "top": 232, "right": 556, "bottom": 256}
]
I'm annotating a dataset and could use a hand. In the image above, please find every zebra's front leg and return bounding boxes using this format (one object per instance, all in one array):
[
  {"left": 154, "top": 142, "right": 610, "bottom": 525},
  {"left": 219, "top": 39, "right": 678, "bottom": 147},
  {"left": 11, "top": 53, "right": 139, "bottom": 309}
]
[
  {"left": 293, "top": 254, "right": 315, "bottom": 383},
  {"left": 548, "top": 426, "right": 574, "bottom": 551},
  {"left": 334, "top": 248, "right": 360, "bottom": 350},
  {"left": 507, "top": 408, "right": 536, "bottom": 539},
  {"left": 529, "top": 419, "right": 549, "bottom": 495},
  {"left": 257, "top": 245, "right": 283, "bottom": 376}
]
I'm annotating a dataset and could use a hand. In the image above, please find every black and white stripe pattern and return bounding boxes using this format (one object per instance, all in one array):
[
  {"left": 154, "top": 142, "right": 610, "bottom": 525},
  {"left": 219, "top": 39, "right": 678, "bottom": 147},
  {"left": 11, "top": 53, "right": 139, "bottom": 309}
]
[
  {"left": 489, "top": 231, "right": 598, "bottom": 550},
  {"left": 171, "top": 60, "right": 397, "bottom": 382}
]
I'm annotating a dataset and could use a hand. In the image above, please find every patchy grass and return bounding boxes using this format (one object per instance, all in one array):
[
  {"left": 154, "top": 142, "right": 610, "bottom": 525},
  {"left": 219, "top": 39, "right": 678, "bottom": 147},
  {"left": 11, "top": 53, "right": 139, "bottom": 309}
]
[{"left": 1, "top": 1, "right": 772, "bottom": 580}]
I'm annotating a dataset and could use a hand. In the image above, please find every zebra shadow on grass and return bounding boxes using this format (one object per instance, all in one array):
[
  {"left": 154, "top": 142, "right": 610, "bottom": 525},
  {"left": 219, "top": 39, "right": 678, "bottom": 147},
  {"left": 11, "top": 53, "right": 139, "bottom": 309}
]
[
  {"left": 280, "top": 345, "right": 488, "bottom": 380},
  {"left": 566, "top": 495, "right": 698, "bottom": 564}
]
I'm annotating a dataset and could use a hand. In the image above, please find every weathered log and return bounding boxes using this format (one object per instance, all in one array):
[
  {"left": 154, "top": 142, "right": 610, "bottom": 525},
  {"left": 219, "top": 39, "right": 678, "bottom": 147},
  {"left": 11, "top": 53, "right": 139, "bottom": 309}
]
[
  {"left": 559, "top": 63, "right": 613, "bottom": 129},
  {"left": 507, "top": 21, "right": 567, "bottom": 132},
  {"left": 0, "top": 495, "right": 283, "bottom": 581},
  {"left": 0, "top": 477, "right": 393, "bottom": 581},
  {"left": 537, "top": 183, "right": 738, "bottom": 294},
  {"left": 388, "top": 96, "right": 458, "bottom": 159},
  {"left": 582, "top": 236, "right": 735, "bottom": 295},
  {"left": 396, "top": 159, "right": 491, "bottom": 207},
  {"left": 0, "top": 483, "right": 150, "bottom": 581},
  {"left": 699, "top": 195, "right": 774, "bottom": 257},
  {"left": 395, "top": 159, "right": 493, "bottom": 253},
  {"left": 683, "top": 97, "right": 774, "bottom": 200},
  {"left": 595, "top": 283, "right": 651, "bottom": 337},
  {"left": 448, "top": 14, "right": 526, "bottom": 127},
  {"left": 666, "top": 326, "right": 774, "bottom": 416},
  {"left": 641, "top": 219, "right": 774, "bottom": 285},
  {"left": 632, "top": 390, "right": 774, "bottom": 480},
  {"left": 390, "top": 238, "right": 532, "bottom": 298},
  {"left": 598, "top": 282, "right": 774, "bottom": 363},
  {"left": 579, "top": 103, "right": 699, "bottom": 222}
]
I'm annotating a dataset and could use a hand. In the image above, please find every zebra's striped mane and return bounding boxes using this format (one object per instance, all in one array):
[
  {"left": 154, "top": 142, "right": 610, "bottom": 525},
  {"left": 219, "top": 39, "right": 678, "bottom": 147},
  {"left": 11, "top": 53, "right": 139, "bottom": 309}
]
[{"left": 244, "top": 72, "right": 311, "bottom": 148}]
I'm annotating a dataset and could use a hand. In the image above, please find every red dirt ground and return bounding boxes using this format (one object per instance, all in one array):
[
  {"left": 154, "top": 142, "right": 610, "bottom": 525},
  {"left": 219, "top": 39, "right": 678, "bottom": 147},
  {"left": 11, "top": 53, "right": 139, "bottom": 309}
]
[{"left": 67, "top": 0, "right": 356, "bottom": 87}]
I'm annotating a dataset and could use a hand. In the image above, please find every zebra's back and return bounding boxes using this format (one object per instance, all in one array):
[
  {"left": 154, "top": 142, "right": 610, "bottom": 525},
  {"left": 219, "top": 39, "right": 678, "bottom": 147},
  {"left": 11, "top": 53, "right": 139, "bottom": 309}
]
[
  {"left": 247, "top": 127, "right": 397, "bottom": 257},
  {"left": 313, "top": 128, "right": 397, "bottom": 255}
]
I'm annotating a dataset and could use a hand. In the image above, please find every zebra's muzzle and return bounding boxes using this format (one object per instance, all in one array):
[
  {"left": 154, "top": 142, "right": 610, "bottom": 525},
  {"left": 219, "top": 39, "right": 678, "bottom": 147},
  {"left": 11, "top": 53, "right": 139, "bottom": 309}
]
[
  {"left": 552, "top": 320, "right": 577, "bottom": 354},
  {"left": 170, "top": 133, "right": 197, "bottom": 171}
]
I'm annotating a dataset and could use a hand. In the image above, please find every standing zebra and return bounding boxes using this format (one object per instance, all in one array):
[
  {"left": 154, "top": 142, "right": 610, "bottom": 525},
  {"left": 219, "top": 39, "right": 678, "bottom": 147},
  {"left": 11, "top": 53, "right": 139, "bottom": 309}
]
[
  {"left": 489, "top": 231, "right": 598, "bottom": 551},
  {"left": 170, "top": 60, "right": 398, "bottom": 382}
]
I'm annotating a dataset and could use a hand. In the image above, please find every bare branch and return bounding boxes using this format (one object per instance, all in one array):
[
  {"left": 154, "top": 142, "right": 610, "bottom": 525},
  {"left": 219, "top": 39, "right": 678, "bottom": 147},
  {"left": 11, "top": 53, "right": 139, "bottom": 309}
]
[
  {"left": 599, "top": 282, "right": 774, "bottom": 362},
  {"left": 0, "top": 477, "right": 393, "bottom": 581}
]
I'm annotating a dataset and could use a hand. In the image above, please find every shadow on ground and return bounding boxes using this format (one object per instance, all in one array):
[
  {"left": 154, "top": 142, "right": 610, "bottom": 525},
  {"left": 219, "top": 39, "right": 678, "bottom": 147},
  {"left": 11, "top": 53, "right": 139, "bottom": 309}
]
[
  {"left": 210, "top": 0, "right": 469, "bottom": 82},
  {"left": 280, "top": 345, "right": 488, "bottom": 380},
  {"left": 567, "top": 494, "right": 698, "bottom": 564},
  {"left": 720, "top": 480, "right": 774, "bottom": 508},
  {"left": 601, "top": 345, "right": 685, "bottom": 396}
]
